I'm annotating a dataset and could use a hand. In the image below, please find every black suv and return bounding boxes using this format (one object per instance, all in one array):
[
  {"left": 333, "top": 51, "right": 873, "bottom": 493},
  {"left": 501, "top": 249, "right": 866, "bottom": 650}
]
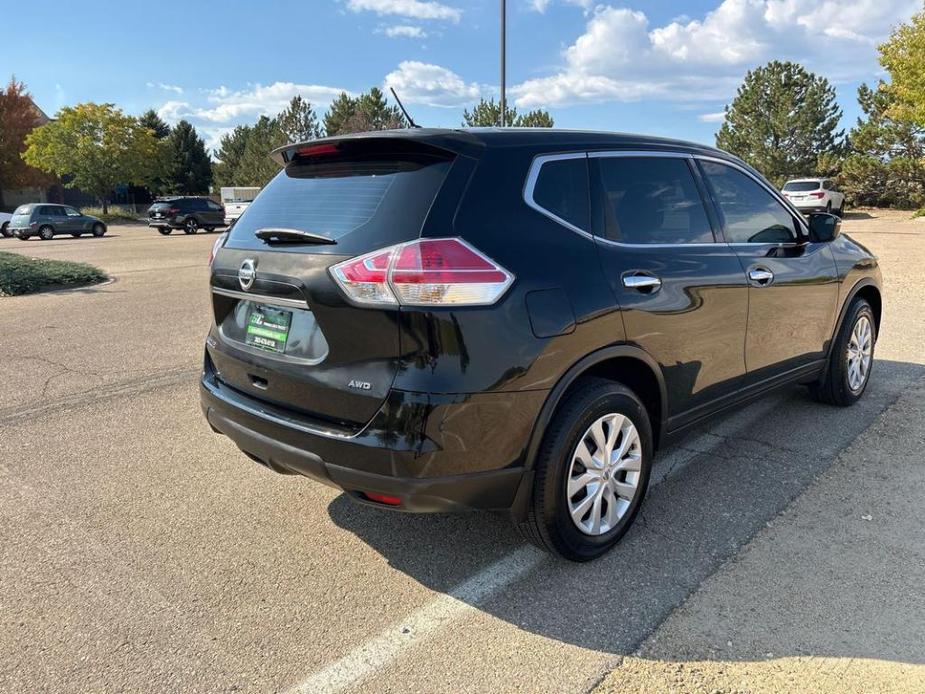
[
  {"left": 200, "top": 130, "right": 882, "bottom": 561},
  {"left": 148, "top": 197, "right": 225, "bottom": 235}
]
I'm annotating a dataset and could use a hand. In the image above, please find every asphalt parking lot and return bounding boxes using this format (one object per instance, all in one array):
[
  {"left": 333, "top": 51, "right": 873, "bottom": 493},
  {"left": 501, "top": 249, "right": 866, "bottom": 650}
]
[{"left": 1, "top": 212, "right": 923, "bottom": 693}]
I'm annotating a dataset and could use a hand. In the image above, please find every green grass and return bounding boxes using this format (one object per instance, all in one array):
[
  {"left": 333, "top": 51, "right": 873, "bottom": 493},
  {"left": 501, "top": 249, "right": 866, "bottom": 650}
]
[
  {"left": 913, "top": 207, "right": 925, "bottom": 219},
  {"left": 80, "top": 206, "right": 144, "bottom": 224},
  {"left": 0, "top": 252, "right": 107, "bottom": 296}
]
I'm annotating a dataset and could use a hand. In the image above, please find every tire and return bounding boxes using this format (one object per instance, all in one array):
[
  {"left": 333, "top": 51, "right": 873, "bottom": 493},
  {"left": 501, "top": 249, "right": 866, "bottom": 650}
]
[
  {"left": 158, "top": 227, "right": 172, "bottom": 236},
  {"left": 1, "top": 222, "right": 9, "bottom": 238},
  {"left": 517, "top": 378, "right": 653, "bottom": 561},
  {"left": 38, "top": 225, "right": 55, "bottom": 241},
  {"left": 92, "top": 223, "right": 106, "bottom": 237},
  {"left": 204, "top": 226, "right": 215, "bottom": 233},
  {"left": 809, "top": 298, "right": 876, "bottom": 406},
  {"left": 184, "top": 218, "right": 198, "bottom": 235},
  {"left": 837, "top": 202, "right": 846, "bottom": 217}
]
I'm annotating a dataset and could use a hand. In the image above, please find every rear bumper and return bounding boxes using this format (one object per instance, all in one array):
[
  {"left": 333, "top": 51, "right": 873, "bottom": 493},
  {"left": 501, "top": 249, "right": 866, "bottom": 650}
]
[{"left": 200, "top": 366, "right": 545, "bottom": 513}]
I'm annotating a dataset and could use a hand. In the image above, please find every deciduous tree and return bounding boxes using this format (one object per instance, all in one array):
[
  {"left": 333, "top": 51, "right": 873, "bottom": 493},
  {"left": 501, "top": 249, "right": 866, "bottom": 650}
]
[
  {"left": 0, "top": 77, "right": 50, "bottom": 209},
  {"left": 23, "top": 102, "right": 159, "bottom": 213},
  {"left": 879, "top": 7, "right": 925, "bottom": 125}
]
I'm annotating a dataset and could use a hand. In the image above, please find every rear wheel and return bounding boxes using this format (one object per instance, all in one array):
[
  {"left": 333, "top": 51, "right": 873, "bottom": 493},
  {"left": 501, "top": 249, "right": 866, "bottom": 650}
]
[
  {"left": 809, "top": 298, "right": 875, "bottom": 406},
  {"left": 92, "top": 223, "right": 106, "bottom": 237},
  {"left": 204, "top": 226, "right": 215, "bottom": 233},
  {"left": 825, "top": 201, "right": 832, "bottom": 214},
  {"left": 1, "top": 222, "right": 9, "bottom": 238},
  {"left": 39, "top": 225, "right": 55, "bottom": 241},
  {"left": 158, "top": 227, "right": 172, "bottom": 236},
  {"left": 518, "top": 378, "right": 653, "bottom": 561},
  {"left": 184, "top": 219, "right": 198, "bottom": 235}
]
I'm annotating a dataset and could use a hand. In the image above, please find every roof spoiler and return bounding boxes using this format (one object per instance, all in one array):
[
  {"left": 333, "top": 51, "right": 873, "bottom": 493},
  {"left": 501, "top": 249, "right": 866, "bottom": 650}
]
[{"left": 271, "top": 128, "right": 484, "bottom": 166}]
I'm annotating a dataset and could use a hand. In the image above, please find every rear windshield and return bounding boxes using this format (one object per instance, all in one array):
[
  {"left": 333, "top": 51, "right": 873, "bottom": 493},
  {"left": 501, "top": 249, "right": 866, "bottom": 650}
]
[
  {"left": 783, "top": 181, "right": 820, "bottom": 192},
  {"left": 225, "top": 152, "right": 453, "bottom": 253},
  {"left": 13, "top": 205, "right": 33, "bottom": 215}
]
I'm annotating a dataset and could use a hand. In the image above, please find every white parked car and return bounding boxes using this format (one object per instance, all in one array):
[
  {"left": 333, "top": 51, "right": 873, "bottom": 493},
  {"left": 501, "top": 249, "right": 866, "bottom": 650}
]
[
  {"left": 0, "top": 211, "right": 12, "bottom": 237},
  {"left": 220, "top": 187, "right": 260, "bottom": 225},
  {"left": 781, "top": 178, "right": 845, "bottom": 216}
]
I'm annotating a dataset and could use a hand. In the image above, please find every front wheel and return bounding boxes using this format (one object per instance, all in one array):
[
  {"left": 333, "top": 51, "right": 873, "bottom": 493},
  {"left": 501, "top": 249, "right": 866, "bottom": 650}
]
[
  {"left": 518, "top": 378, "right": 653, "bottom": 561},
  {"left": 92, "top": 223, "right": 106, "bottom": 237},
  {"left": 809, "top": 298, "right": 876, "bottom": 406}
]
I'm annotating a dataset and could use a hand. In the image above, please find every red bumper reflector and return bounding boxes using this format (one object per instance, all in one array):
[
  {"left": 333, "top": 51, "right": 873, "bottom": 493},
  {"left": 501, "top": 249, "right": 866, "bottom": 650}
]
[{"left": 363, "top": 492, "right": 402, "bottom": 506}]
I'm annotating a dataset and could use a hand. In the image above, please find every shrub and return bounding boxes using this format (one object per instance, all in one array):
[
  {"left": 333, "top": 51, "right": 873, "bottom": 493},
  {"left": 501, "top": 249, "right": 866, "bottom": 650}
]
[
  {"left": 0, "top": 252, "right": 107, "bottom": 296},
  {"left": 79, "top": 206, "right": 144, "bottom": 224}
]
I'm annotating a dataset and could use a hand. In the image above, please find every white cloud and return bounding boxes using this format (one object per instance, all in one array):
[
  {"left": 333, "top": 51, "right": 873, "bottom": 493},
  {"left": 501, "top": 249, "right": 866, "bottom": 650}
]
[
  {"left": 147, "top": 82, "right": 184, "bottom": 95},
  {"left": 513, "top": 0, "right": 920, "bottom": 107},
  {"left": 193, "top": 82, "right": 349, "bottom": 122},
  {"left": 156, "top": 100, "right": 191, "bottom": 123},
  {"left": 347, "top": 0, "right": 461, "bottom": 22},
  {"left": 529, "top": 0, "right": 593, "bottom": 13},
  {"left": 383, "top": 61, "right": 482, "bottom": 106},
  {"left": 383, "top": 24, "right": 427, "bottom": 37},
  {"left": 699, "top": 111, "right": 727, "bottom": 123}
]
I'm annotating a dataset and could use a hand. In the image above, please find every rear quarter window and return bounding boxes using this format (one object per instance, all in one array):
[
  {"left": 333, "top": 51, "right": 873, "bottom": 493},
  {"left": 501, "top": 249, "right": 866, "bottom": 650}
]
[{"left": 528, "top": 156, "right": 590, "bottom": 232}]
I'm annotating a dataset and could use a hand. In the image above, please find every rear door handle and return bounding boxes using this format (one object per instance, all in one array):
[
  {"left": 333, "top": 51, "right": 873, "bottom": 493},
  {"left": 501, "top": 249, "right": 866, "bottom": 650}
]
[
  {"left": 622, "top": 273, "right": 662, "bottom": 291},
  {"left": 748, "top": 267, "right": 774, "bottom": 285}
]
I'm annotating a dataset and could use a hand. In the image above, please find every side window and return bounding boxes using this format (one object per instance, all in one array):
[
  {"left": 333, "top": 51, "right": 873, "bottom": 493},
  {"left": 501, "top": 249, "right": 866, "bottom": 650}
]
[
  {"left": 700, "top": 161, "right": 799, "bottom": 244},
  {"left": 529, "top": 156, "right": 590, "bottom": 231},
  {"left": 594, "top": 156, "right": 714, "bottom": 244},
  {"left": 208, "top": 201, "right": 222, "bottom": 211}
]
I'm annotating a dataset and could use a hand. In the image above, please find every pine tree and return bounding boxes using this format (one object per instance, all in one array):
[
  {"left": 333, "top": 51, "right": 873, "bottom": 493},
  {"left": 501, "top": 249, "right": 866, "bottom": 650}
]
[
  {"left": 716, "top": 61, "right": 843, "bottom": 185},
  {"left": 138, "top": 109, "right": 170, "bottom": 139},
  {"left": 277, "top": 95, "right": 321, "bottom": 144},
  {"left": 236, "top": 116, "right": 287, "bottom": 187},
  {"left": 213, "top": 124, "right": 253, "bottom": 188},
  {"left": 461, "top": 98, "right": 553, "bottom": 127},
  {"left": 323, "top": 92, "right": 357, "bottom": 137},
  {"left": 166, "top": 120, "right": 212, "bottom": 194}
]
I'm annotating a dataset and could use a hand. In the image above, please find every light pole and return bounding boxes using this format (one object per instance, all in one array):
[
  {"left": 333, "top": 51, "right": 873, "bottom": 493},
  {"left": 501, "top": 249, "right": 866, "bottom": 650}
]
[{"left": 500, "top": 0, "right": 506, "bottom": 127}]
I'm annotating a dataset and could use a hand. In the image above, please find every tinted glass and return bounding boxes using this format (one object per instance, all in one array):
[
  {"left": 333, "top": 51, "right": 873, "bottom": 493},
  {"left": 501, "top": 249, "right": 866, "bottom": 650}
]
[
  {"left": 595, "top": 157, "right": 713, "bottom": 244},
  {"left": 783, "top": 181, "right": 820, "bottom": 192},
  {"left": 702, "top": 162, "right": 799, "bottom": 244},
  {"left": 64, "top": 207, "right": 80, "bottom": 216},
  {"left": 532, "top": 157, "right": 590, "bottom": 231},
  {"left": 227, "top": 153, "right": 452, "bottom": 250}
]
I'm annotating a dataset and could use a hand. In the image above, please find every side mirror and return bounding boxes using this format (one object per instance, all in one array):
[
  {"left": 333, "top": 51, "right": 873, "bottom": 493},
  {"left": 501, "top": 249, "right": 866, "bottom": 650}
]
[{"left": 808, "top": 212, "right": 841, "bottom": 242}]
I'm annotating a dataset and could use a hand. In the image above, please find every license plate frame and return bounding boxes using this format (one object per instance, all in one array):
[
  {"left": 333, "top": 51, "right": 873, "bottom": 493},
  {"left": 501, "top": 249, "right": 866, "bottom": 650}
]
[{"left": 244, "top": 304, "right": 292, "bottom": 353}]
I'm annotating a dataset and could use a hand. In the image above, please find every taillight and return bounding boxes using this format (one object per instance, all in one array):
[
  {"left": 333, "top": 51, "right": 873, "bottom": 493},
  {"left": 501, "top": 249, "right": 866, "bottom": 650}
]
[
  {"left": 208, "top": 232, "right": 227, "bottom": 267},
  {"left": 331, "top": 238, "right": 514, "bottom": 307},
  {"left": 810, "top": 192, "right": 825, "bottom": 199}
]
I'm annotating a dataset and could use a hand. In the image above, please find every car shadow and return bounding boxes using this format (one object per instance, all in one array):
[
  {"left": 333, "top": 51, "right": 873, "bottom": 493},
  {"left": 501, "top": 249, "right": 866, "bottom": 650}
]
[
  {"left": 328, "top": 358, "right": 924, "bottom": 661},
  {"left": 842, "top": 211, "right": 875, "bottom": 220}
]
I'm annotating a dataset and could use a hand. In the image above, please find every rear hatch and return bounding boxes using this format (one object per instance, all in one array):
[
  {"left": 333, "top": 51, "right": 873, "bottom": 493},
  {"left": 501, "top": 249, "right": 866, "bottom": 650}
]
[
  {"left": 207, "top": 137, "right": 460, "bottom": 429},
  {"left": 10, "top": 205, "right": 33, "bottom": 229},
  {"left": 149, "top": 202, "right": 174, "bottom": 219}
]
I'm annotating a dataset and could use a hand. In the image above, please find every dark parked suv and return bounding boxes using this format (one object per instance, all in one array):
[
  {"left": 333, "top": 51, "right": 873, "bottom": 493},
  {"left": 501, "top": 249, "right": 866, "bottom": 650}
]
[
  {"left": 200, "top": 129, "right": 882, "bottom": 560},
  {"left": 148, "top": 196, "right": 225, "bottom": 235}
]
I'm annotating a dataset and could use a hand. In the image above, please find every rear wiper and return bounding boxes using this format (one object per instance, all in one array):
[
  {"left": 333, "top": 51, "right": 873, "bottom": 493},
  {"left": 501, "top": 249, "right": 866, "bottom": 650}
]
[{"left": 254, "top": 228, "right": 336, "bottom": 245}]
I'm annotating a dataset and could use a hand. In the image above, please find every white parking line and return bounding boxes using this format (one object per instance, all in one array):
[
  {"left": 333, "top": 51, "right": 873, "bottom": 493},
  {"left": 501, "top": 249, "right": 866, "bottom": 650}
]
[
  {"left": 284, "top": 545, "right": 546, "bottom": 694},
  {"left": 286, "top": 393, "right": 787, "bottom": 693}
]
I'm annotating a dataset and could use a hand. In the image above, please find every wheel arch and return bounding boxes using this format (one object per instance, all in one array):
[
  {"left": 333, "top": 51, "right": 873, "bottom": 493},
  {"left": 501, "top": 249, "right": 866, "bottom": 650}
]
[
  {"left": 509, "top": 344, "right": 666, "bottom": 522},
  {"left": 832, "top": 278, "right": 881, "bottom": 352}
]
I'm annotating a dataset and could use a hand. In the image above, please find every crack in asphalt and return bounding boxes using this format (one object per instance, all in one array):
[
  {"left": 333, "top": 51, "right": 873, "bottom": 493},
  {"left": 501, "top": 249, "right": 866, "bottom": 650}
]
[{"left": 0, "top": 365, "right": 201, "bottom": 424}]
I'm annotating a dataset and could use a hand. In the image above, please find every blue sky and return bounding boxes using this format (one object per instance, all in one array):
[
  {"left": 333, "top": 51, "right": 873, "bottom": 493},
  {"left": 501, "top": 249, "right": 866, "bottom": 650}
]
[{"left": 3, "top": 0, "right": 921, "bottom": 153}]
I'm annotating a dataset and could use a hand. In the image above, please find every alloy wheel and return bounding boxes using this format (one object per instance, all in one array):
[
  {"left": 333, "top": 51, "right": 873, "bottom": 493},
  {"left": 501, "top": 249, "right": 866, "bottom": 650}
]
[
  {"left": 846, "top": 315, "right": 873, "bottom": 392},
  {"left": 566, "top": 412, "right": 643, "bottom": 536}
]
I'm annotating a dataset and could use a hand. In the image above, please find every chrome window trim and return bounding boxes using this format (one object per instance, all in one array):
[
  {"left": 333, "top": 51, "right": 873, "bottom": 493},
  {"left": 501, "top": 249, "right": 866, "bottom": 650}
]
[
  {"left": 522, "top": 148, "right": 807, "bottom": 249},
  {"left": 212, "top": 287, "right": 308, "bottom": 310},
  {"left": 589, "top": 150, "right": 694, "bottom": 160},
  {"left": 522, "top": 152, "right": 593, "bottom": 238},
  {"left": 694, "top": 155, "right": 811, "bottom": 238}
]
